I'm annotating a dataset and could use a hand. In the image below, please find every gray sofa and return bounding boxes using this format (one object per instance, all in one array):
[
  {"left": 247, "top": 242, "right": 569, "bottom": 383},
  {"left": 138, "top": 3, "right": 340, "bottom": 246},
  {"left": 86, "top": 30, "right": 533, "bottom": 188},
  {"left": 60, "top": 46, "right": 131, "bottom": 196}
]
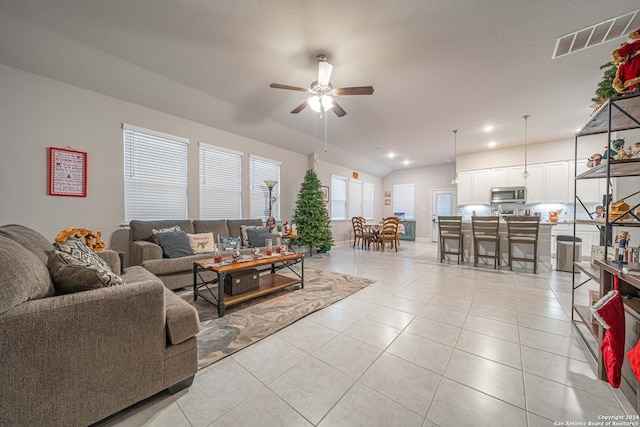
[
  {"left": 129, "top": 219, "right": 276, "bottom": 290},
  {"left": 0, "top": 224, "right": 201, "bottom": 427}
]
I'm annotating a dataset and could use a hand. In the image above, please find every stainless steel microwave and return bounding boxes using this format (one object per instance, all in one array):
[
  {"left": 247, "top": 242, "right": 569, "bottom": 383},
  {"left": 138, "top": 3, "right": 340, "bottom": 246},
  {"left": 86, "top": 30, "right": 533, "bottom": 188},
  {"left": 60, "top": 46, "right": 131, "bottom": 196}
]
[{"left": 490, "top": 187, "right": 526, "bottom": 204}]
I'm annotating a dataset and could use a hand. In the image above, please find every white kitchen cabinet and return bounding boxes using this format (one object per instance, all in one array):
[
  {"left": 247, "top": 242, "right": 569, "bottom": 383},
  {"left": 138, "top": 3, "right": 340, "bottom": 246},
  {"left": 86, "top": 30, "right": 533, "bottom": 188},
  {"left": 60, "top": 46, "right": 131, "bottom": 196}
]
[
  {"left": 507, "top": 166, "right": 526, "bottom": 187},
  {"left": 545, "top": 162, "right": 569, "bottom": 203},
  {"left": 457, "top": 171, "right": 473, "bottom": 205},
  {"left": 570, "top": 159, "right": 606, "bottom": 204},
  {"left": 526, "top": 164, "right": 545, "bottom": 203},
  {"left": 472, "top": 169, "right": 491, "bottom": 204},
  {"left": 490, "top": 168, "right": 508, "bottom": 188}
]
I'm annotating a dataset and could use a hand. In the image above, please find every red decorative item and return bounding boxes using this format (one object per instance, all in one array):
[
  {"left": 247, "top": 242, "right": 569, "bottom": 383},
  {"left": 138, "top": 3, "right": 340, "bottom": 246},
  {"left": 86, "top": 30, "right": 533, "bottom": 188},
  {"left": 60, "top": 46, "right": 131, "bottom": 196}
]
[
  {"left": 628, "top": 341, "right": 640, "bottom": 382},
  {"left": 612, "top": 29, "right": 640, "bottom": 94},
  {"left": 590, "top": 275, "right": 625, "bottom": 388}
]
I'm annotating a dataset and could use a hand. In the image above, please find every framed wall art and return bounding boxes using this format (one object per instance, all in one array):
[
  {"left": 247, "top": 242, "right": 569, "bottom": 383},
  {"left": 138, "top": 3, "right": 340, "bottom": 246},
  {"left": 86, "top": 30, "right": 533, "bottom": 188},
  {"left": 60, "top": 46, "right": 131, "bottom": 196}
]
[
  {"left": 48, "top": 147, "right": 87, "bottom": 197},
  {"left": 321, "top": 185, "right": 330, "bottom": 203}
]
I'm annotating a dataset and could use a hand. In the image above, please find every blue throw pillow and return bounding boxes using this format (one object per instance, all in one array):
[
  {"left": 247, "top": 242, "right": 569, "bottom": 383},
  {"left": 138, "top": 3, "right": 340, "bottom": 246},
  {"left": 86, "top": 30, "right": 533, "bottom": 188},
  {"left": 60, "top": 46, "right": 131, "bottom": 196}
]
[
  {"left": 155, "top": 230, "right": 194, "bottom": 258},
  {"left": 246, "top": 227, "right": 272, "bottom": 248},
  {"left": 218, "top": 236, "right": 241, "bottom": 251}
]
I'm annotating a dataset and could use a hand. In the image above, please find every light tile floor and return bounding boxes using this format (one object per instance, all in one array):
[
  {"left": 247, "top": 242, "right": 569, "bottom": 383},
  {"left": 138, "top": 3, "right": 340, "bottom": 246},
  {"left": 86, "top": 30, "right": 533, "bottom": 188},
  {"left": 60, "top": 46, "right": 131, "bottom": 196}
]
[{"left": 99, "top": 241, "right": 638, "bottom": 427}]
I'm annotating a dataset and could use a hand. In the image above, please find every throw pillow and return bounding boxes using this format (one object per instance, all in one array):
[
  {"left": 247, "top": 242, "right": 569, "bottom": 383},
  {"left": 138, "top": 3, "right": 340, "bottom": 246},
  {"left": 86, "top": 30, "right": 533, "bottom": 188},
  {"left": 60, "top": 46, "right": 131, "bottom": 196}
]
[
  {"left": 55, "top": 237, "right": 111, "bottom": 272},
  {"left": 151, "top": 225, "right": 181, "bottom": 244},
  {"left": 187, "top": 232, "right": 215, "bottom": 253},
  {"left": 155, "top": 230, "right": 194, "bottom": 258},
  {"left": 240, "top": 225, "right": 261, "bottom": 248},
  {"left": 218, "top": 236, "right": 241, "bottom": 251},
  {"left": 245, "top": 227, "right": 272, "bottom": 248},
  {"left": 48, "top": 251, "right": 125, "bottom": 294}
]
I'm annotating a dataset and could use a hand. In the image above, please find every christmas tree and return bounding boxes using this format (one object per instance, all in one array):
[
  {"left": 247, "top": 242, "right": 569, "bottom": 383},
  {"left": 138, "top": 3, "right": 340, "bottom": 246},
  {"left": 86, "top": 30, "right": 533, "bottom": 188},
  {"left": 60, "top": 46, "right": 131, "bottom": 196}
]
[
  {"left": 591, "top": 62, "right": 618, "bottom": 110},
  {"left": 292, "top": 169, "right": 333, "bottom": 252}
]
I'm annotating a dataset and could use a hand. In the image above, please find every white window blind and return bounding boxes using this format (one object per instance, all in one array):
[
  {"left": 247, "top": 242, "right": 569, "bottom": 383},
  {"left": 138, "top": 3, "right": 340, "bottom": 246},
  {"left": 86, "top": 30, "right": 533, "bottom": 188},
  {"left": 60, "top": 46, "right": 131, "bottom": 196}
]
[
  {"left": 249, "top": 155, "right": 280, "bottom": 221},
  {"left": 199, "top": 143, "right": 242, "bottom": 219},
  {"left": 393, "top": 183, "right": 415, "bottom": 219},
  {"left": 123, "top": 124, "right": 189, "bottom": 222},
  {"left": 363, "top": 182, "right": 375, "bottom": 220},
  {"left": 349, "top": 179, "right": 363, "bottom": 218},
  {"left": 331, "top": 175, "right": 347, "bottom": 220}
]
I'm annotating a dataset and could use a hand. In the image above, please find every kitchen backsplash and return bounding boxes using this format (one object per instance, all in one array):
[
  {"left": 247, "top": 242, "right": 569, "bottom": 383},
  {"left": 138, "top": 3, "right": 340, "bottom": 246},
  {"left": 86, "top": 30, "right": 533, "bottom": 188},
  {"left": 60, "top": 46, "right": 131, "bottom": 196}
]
[{"left": 457, "top": 202, "right": 601, "bottom": 222}]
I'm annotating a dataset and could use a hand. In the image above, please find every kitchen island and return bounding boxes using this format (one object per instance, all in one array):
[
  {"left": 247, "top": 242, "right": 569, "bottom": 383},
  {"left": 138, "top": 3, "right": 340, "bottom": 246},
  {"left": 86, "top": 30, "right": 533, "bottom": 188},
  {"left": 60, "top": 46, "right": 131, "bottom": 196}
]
[{"left": 452, "top": 220, "right": 556, "bottom": 271}]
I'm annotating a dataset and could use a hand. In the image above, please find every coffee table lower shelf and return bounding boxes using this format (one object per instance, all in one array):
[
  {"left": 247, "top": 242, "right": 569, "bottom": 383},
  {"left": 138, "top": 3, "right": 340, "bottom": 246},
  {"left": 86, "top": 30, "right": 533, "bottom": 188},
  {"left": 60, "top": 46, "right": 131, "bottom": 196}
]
[{"left": 193, "top": 253, "right": 304, "bottom": 317}]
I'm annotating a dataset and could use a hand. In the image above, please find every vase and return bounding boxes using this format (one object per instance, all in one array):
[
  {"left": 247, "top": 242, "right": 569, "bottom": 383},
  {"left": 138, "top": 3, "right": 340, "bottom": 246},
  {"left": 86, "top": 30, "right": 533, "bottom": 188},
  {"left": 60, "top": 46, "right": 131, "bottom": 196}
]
[{"left": 549, "top": 215, "right": 559, "bottom": 222}]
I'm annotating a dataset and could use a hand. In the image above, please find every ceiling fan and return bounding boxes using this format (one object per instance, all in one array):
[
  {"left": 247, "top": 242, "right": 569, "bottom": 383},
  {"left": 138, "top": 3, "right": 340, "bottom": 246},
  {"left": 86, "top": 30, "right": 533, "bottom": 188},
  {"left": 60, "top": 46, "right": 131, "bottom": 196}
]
[{"left": 270, "top": 54, "right": 374, "bottom": 117}]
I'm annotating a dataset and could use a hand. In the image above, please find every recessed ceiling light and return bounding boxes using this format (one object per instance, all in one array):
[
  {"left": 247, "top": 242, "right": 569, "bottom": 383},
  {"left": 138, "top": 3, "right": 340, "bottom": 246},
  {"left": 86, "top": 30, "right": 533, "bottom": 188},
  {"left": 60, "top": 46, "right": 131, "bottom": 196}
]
[
  {"left": 488, "top": 141, "right": 497, "bottom": 148},
  {"left": 373, "top": 145, "right": 386, "bottom": 151},
  {"left": 387, "top": 152, "right": 396, "bottom": 159},
  {"left": 483, "top": 125, "right": 494, "bottom": 133},
  {"left": 403, "top": 160, "right": 410, "bottom": 165}
]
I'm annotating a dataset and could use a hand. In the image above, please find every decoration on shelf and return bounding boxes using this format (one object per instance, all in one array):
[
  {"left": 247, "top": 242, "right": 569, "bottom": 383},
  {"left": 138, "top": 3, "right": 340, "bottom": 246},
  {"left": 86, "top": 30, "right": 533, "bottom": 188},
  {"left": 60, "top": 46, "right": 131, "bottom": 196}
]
[
  {"left": 633, "top": 142, "right": 640, "bottom": 159},
  {"left": 283, "top": 221, "right": 291, "bottom": 236},
  {"left": 586, "top": 153, "right": 602, "bottom": 168},
  {"left": 450, "top": 130, "right": 459, "bottom": 184},
  {"left": 609, "top": 199, "right": 631, "bottom": 220},
  {"left": 594, "top": 205, "right": 605, "bottom": 219},
  {"left": 603, "top": 138, "right": 625, "bottom": 160},
  {"left": 591, "top": 62, "right": 618, "bottom": 111},
  {"left": 613, "top": 231, "right": 630, "bottom": 264},
  {"left": 590, "top": 275, "right": 625, "bottom": 388},
  {"left": 292, "top": 169, "right": 333, "bottom": 252},
  {"left": 522, "top": 115, "right": 531, "bottom": 178},
  {"left": 612, "top": 28, "right": 640, "bottom": 94},
  {"left": 264, "top": 179, "right": 278, "bottom": 232}
]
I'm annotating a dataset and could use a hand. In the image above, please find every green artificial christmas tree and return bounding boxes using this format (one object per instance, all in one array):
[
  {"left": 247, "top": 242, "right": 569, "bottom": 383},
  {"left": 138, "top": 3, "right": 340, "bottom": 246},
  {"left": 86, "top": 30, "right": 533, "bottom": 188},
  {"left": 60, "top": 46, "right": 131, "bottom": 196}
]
[
  {"left": 292, "top": 169, "right": 333, "bottom": 252},
  {"left": 591, "top": 62, "right": 618, "bottom": 110}
]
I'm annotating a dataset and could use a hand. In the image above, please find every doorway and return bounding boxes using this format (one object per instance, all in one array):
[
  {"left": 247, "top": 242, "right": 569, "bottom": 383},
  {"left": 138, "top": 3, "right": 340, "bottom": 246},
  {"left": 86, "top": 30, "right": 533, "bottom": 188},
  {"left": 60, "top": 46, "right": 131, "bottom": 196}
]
[{"left": 431, "top": 188, "right": 457, "bottom": 242}]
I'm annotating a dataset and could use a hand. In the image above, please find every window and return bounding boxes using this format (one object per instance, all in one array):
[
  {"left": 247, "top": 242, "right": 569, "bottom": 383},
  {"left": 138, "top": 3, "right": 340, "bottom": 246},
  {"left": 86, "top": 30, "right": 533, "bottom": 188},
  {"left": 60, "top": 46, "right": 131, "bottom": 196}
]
[
  {"left": 199, "top": 143, "right": 242, "bottom": 219},
  {"left": 363, "top": 182, "right": 375, "bottom": 220},
  {"left": 393, "top": 183, "right": 415, "bottom": 219},
  {"left": 331, "top": 175, "right": 347, "bottom": 220},
  {"left": 349, "top": 179, "right": 363, "bottom": 218},
  {"left": 249, "top": 155, "right": 280, "bottom": 221},
  {"left": 123, "top": 124, "right": 188, "bottom": 222}
]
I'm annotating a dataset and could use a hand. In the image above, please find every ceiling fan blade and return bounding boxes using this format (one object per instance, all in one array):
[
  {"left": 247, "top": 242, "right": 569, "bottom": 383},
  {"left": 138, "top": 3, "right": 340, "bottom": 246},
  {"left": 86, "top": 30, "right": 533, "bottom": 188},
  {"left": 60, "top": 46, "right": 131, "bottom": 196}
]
[
  {"left": 332, "top": 101, "right": 347, "bottom": 117},
  {"left": 270, "top": 83, "right": 309, "bottom": 93},
  {"left": 291, "top": 100, "right": 308, "bottom": 114},
  {"left": 317, "top": 61, "right": 333, "bottom": 87},
  {"left": 334, "top": 86, "right": 374, "bottom": 96}
]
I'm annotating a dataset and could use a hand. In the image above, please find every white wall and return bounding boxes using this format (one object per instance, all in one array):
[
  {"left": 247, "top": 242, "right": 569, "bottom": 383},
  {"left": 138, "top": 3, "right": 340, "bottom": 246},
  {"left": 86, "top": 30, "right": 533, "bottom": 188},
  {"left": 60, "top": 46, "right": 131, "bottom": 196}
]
[{"left": 382, "top": 163, "right": 456, "bottom": 240}]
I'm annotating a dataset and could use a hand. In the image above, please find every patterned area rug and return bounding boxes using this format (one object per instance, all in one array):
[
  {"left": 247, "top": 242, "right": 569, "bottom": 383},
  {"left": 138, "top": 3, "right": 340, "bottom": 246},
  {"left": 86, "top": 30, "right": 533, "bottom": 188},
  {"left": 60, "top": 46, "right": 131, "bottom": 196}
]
[{"left": 176, "top": 269, "right": 375, "bottom": 370}]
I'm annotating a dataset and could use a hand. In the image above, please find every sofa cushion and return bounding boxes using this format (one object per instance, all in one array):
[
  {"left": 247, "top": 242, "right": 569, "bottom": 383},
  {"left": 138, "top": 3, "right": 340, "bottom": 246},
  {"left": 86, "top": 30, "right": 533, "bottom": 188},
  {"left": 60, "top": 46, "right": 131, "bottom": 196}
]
[
  {"left": 141, "top": 253, "right": 214, "bottom": 276},
  {"left": 240, "top": 225, "right": 260, "bottom": 247},
  {"left": 246, "top": 227, "right": 272, "bottom": 248},
  {"left": 187, "top": 232, "right": 215, "bottom": 253},
  {"left": 151, "top": 226, "right": 182, "bottom": 243},
  {"left": 0, "top": 236, "right": 54, "bottom": 314},
  {"left": 129, "top": 220, "right": 194, "bottom": 242},
  {"left": 164, "top": 288, "right": 201, "bottom": 345},
  {"left": 55, "top": 237, "right": 112, "bottom": 272},
  {"left": 48, "top": 251, "right": 125, "bottom": 294},
  {"left": 193, "top": 220, "right": 229, "bottom": 238},
  {"left": 155, "top": 231, "right": 194, "bottom": 258},
  {"left": 0, "top": 224, "right": 56, "bottom": 266},
  {"left": 226, "top": 219, "right": 263, "bottom": 242}
]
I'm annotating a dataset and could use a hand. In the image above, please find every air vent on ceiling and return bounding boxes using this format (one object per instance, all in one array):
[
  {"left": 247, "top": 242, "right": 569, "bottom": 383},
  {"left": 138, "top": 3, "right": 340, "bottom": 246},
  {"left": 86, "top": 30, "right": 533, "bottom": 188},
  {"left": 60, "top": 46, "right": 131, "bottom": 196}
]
[{"left": 552, "top": 9, "right": 640, "bottom": 59}]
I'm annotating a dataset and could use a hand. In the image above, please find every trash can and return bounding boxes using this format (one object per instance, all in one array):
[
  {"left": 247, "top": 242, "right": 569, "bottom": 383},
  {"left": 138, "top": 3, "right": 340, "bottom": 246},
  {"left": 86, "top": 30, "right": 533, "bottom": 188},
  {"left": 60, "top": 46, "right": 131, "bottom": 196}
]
[{"left": 556, "top": 235, "right": 582, "bottom": 272}]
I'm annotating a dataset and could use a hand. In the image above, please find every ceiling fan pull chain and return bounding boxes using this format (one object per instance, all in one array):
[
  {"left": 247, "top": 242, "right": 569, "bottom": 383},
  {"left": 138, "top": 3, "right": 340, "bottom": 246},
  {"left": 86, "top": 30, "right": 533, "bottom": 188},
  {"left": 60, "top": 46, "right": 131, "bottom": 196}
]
[{"left": 324, "top": 112, "right": 328, "bottom": 152}]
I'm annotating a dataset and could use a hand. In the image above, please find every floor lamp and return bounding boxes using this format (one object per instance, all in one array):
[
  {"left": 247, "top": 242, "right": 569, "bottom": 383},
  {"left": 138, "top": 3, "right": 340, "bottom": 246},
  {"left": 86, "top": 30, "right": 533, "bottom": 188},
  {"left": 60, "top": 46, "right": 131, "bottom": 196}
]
[{"left": 264, "top": 180, "right": 278, "bottom": 231}]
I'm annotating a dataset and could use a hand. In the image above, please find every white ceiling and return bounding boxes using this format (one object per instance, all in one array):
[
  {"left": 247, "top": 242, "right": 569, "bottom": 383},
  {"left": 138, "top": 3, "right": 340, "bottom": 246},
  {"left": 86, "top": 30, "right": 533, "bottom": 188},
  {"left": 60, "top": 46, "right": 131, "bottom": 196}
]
[{"left": 1, "top": 0, "right": 639, "bottom": 176}]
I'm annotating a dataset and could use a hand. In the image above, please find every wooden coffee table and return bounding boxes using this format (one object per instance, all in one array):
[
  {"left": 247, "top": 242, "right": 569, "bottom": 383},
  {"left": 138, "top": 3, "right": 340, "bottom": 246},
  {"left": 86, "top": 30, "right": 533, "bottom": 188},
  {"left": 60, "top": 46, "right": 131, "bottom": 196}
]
[{"left": 193, "top": 253, "right": 304, "bottom": 317}]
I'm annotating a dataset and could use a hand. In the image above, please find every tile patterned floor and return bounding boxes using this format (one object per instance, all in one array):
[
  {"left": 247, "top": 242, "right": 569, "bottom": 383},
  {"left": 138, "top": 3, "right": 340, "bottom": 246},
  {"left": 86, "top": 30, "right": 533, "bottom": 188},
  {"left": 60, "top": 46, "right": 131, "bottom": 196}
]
[{"left": 100, "top": 241, "right": 638, "bottom": 427}]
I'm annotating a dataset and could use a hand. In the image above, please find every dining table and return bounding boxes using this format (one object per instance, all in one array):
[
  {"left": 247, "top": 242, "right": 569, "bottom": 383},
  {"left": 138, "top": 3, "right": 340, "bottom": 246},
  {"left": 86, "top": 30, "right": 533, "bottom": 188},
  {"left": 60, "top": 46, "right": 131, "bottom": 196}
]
[{"left": 362, "top": 222, "right": 405, "bottom": 250}]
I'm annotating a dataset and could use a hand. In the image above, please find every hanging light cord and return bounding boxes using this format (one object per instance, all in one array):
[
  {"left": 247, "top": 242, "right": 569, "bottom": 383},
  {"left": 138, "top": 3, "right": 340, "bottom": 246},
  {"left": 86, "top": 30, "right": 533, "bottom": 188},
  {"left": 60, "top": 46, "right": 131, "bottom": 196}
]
[
  {"left": 523, "top": 115, "right": 529, "bottom": 171},
  {"left": 324, "top": 112, "right": 328, "bottom": 152}
]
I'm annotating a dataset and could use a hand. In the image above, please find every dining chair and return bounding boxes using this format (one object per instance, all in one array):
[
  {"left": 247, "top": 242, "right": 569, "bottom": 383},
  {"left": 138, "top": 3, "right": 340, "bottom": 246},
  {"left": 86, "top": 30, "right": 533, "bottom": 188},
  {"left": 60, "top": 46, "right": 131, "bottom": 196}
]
[
  {"left": 351, "top": 217, "right": 375, "bottom": 249},
  {"left": 438, "top": 216, "right": 463, "bottom": 264},
  {"left": 378, "top": 216, "right": 400, "bottom": 252},
  {"left": 505, "top": 215, "right": 541, "bottom": 273},
  {"left": 472, "top": 216, "right": 500, "bottom": 269}
]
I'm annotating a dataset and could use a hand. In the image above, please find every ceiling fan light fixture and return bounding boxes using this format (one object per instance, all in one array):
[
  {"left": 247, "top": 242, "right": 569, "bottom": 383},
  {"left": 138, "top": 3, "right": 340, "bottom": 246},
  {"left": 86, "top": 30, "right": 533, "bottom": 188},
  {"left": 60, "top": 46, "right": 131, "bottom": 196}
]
[
  {"left": 308, "top": 94, "right": 333, "bottom": 112},
  {"left": 317, "top": 60, "right": 333, "bottom": 87}
]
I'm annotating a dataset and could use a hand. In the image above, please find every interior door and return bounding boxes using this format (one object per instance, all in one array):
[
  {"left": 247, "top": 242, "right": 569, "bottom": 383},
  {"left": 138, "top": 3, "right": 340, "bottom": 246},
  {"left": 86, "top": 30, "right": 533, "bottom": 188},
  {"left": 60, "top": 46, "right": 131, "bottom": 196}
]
[{"left": 432, "top": 189, "right": 457, "bottom": 242}]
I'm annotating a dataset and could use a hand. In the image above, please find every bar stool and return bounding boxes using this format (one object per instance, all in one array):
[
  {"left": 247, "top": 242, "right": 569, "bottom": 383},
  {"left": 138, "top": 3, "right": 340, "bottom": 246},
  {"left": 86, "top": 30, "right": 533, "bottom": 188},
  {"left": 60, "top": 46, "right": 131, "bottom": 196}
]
[
  {"left": 438, "top": 216, "right": 463, "bottom": 264},
  {"left": 472, "top": 216, "right": 500, "bottom": 269},
  {"left": 506, "top": 216, "right": 541, "bottom": 273}
]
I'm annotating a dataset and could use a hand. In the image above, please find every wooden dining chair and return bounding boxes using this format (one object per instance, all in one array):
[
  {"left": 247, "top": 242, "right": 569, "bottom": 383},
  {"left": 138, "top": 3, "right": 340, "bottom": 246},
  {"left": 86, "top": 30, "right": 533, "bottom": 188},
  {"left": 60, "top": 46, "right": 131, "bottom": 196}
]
[
  {"left": 438, "top": 216, "right": 463, "bottom": 264},
  {"left": 351, "top": 217, "right": 374, "bottom": 249},
  {"left": 472, "top": 216, "right": 500, "bottom": 269},
  {"left": 378, "top": 216, "right": 400, "bottom": 252},
  {"left": 505, "top": 216, "right": 541, "bottom": 273}
]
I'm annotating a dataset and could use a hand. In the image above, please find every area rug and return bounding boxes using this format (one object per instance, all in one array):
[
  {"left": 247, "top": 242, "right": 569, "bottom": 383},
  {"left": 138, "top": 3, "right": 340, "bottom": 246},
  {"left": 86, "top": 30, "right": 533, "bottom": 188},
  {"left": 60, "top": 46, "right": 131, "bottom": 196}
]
[{"left": 176, "top": 269, "right": 375, "bottom": 369}]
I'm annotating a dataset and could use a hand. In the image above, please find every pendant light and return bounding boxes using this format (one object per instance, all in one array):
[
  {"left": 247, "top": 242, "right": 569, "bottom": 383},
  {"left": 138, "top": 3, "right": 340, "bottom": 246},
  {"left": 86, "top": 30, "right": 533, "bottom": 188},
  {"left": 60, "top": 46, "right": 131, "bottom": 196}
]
[
  {"left": 451, "top": 129, "right": 459, "bottom": 184},
  {"left": 522, "top": 115, "right": 530, "bottom": 178}
]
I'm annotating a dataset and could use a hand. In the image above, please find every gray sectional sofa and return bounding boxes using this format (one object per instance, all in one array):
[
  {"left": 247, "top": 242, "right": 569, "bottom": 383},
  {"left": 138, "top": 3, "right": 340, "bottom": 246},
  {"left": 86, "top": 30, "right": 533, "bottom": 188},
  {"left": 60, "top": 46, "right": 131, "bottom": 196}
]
[
  {"left": 129, "top": 219, "right": 275, "bottom": 290},
  {"left": 0, "top": 224, "right": 201, "bottom": 427}
]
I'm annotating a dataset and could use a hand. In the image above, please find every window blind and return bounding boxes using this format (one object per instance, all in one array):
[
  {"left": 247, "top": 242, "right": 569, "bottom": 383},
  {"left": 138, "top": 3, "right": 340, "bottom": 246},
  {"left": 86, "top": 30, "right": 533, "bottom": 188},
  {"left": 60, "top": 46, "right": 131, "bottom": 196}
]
[
  {"left": 349, "top": 179, "right": 363, "bottom": 218},
  {"left": 249, "top": 155, "right": 280, "bottom": 221},
  {"left": 393, "top": 183, "right": 415, "bottom": 219},
  {"left": 199, "top": 143, "right": 242, "bottom": 219},
  {"left": 123, "top": 124, "right": 189, "bottom": 222},
  {"left": 363, "top": 182, "right": 375, "bottom": 220},
  {"left": 331, "top": 175, "right": 347, "bottom": 220}
]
